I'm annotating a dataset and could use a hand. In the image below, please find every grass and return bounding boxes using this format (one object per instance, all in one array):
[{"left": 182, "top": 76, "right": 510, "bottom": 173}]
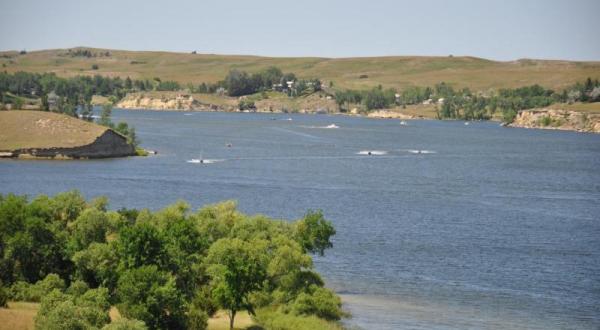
[
  {"left": 0, "top": 303, "right": 256, "bottom": 330},
  {"left": 553, "top": 102, "right": 600, "bottom": 113},
  {"left": 0, "top": 110, "right": 108, "bottom": 150},
  {"left": 0, "top": 302, "right": 39, "bottom": 330},
  {"left": 2, "top": 47, "right": 599, "bottom": 92},
  {"left": 207, "top": 310, "right": 256, "bottom": 330}
]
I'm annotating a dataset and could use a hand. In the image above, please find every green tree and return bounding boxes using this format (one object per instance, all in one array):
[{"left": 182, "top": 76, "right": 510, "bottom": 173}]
[
  {"left": 98, "top": 103, "right": 113, "bottom": 127},
  {"left": 116, "top": 265, "right": 186, "bottom": 330},
  {"left": 294, "top": 210, "right": 336, "bottom": 256},
  {"left": 206, "top": 238, "right": 267, "bottom": 330}
]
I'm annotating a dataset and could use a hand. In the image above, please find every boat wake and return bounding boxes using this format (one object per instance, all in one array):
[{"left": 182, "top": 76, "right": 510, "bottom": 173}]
[
  {"left": 357, "top": 150, "right": 388, "bottom": 156},
  {"left": 401, "top": 149, "right": 436, "bottom": 154},
  {"left": 187, "top": 159, "right": 224, "bottom": 164}
]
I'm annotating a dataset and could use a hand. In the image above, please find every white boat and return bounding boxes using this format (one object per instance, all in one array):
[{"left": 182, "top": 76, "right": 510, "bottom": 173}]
[
  {"left": 325, "top": 124, "right": 339, "bottom": 129},
  {"left": 464, "top": 122, "right": 470, "bottom": 125},
  {"left": 400, "top": 121, "right": 407, "bottom": 126}
]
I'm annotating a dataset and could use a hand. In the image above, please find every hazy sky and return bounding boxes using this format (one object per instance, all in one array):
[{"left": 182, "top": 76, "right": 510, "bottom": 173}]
[{"left": 1, "top": 0, "right": 599, "bottom": 61}]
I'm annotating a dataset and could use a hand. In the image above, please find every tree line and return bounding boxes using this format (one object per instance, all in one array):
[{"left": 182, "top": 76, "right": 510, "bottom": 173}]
[
  {"left": 0, "top": 192, "right": 341, "bottom": 330},
  {"left": 335, "top": 78, "right": 600, "bottom": 121}
]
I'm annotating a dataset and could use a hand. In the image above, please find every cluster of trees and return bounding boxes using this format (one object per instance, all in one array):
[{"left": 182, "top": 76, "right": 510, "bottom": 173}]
[
  {"left": 0, "top": 71, "right": 152, "bottom": 115},
  {"left": 334, "top": 78, "right": 600, "bottom": 122},
  {"left": 0, "top": 192, "right": 341, "bottom": 330},
  {"left": 563, "top": 77, "right": 600, "bottom": 103},
  {"left": 335, "top": 86, "right": 397, "bottom": 112},
  {"left": 223, "top": 67, "right": 321, "bottom": 97},
  {"left": 65, "top": 49, "right": 111, "bottom": 58}
]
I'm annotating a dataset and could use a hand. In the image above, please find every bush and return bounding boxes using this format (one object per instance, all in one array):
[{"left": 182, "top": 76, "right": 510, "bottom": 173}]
[
  {"left": 186, "top": 306, "right": 208, "bottom": 330},
  {"left": 10, "top": 274, "right": 66, "bottom": 302},
  {"left": 238, "top": 98, "right": 256, "bottom": 111},
  {"left": 0, "top": 284, "right": 8, "bottom": 307},
  {"left": 540, "top": 116, "right": 552, "bottom": 126},
  {"left": 92, "top": 64, "right": 99, "bottom": 70},
  {"left": 102, "top": 318, "right": 148, "bottom": 330},
  {"left": 255, "top": 308, "right": 342, "bottom": 330},
  {"left": 35, "top": 289, "right": 110, "bottom": 330},
  {"left": 290, "top": 286, "right": 343, "bottom": 321}
]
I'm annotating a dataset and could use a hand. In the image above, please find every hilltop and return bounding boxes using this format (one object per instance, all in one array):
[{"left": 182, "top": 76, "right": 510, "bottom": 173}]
[
  {"left": 0, "top": 110, "right": 135, "bottom": 158},
  {"left": 2, "top": 47, "right": 600, "bottom": 91}
]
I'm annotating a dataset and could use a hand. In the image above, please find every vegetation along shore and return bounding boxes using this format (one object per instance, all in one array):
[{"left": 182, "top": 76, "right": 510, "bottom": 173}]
[
  {"left": 0, "top": 192, "right": 342, "bottom": 330},
  {"left": 1, "top": 47, "right": 599, "bottom": 133}
]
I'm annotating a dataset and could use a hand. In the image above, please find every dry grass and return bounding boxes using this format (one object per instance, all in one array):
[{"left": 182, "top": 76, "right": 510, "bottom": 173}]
[
  {"left": 0, "top": 302, "right": 39, "bottom": 330},
  {"left": 2, "top": 48, "right": 599, "bottom": 92},
  {"left": 0, "top": 110, "right": 107, "bottom": 150},
  {"left": 207, "top": 310, "right": 256, "bottom": 330},
  {"left": 0, "top": 303, "right": 256, "bottom": 330},
  {"left": 553, "top": 102, "right": 600, "bottom": 113}
]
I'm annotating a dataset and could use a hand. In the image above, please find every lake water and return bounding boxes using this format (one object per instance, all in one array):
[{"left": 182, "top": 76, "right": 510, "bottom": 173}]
[{"left": 1, "top": 109, "right": 599, "bottom": 329}]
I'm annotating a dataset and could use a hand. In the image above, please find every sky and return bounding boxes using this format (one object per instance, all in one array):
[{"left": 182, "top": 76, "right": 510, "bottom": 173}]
[{"left": 1, "top": 0, "right": 599, "bottom": 61}]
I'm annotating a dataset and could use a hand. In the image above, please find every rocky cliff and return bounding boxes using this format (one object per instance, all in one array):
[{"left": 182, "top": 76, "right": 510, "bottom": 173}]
[
  {"left": 116, "top": 93, "right": 234, "bottom": 111},
  {"left": 0, "top": 110, "right": 135, "bottom": 159},
  {"left": 510, "top": 109, "right": 600, "bottom": 133}
]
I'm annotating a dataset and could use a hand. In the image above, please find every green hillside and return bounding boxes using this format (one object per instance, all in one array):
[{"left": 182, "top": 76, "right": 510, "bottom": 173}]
[{"left": 2, "top": 47, "right": 599, "bottom": 92}]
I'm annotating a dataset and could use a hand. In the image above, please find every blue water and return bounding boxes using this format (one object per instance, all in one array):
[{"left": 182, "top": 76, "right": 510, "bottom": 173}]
[{"left": 1, "top": 110, "right": 599, "bottom": 329}]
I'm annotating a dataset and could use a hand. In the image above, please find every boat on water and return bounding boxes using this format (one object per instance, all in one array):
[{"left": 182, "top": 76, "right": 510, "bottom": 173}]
[
  {"left": 325, "top": 124, "right": 339, "bottom": 129},
  {"left": 400, "top": 121, "right": 407, "bottom": 126}
]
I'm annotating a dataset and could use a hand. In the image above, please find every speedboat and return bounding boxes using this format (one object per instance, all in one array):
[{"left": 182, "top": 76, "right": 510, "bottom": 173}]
[{"left": 325, "top": 124, "right": 339, "bottom": 129}]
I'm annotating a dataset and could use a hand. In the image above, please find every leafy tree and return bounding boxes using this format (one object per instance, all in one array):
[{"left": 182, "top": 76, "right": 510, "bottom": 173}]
[
  {"left": 72, "top": 242, "right": 119, "bottom": 290},
  {"left": 98, "top": 103, "right": 113, "bottom": 127},
  {"left": 294, "top": 210, "right": 336, "bottom": 256},
  {"left": 206, "top": 238, "right": 268, "bottom": 330},
  {"left": 117, "top": 223, "right": 167, "bottom": 269},
  {"left": 69, "top": 208, "right": 110, "bottom": 253},
  {"left": 116, "top": 265, "right": 186, "bottom": 330}
]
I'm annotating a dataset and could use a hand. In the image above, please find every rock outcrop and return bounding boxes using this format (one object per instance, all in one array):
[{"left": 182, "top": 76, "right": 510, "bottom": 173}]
[
  {"left": 116, "top": 93, "right": 234, "bottom": 111},
  {"left": 0, "top": 110, "right": 135, "bottom": 159},
  {"left": 367, "top": 110, "right": 415, "bottom": 119},
  {"left": 510, "top": 109, "right": 600, "bottom": 133},
  {"left": 5, "top": 129, "right": 135, "bottom": 159}
]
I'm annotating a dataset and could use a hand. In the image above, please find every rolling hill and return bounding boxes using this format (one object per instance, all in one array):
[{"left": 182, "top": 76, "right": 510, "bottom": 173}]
[{"left": 2, "top": 47, "right": 599, "bottom": 92}]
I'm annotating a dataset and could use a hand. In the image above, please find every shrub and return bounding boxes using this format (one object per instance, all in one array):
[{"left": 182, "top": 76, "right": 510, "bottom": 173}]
[
  {"left": 92, "top": 64, "right": 99, "bottom": 70},
  {"left": 0, "top": 283, "right": 8, "bottom": 307},
  {"left": 290, "top": 286, "right": 343, "bottom": 321},
  {"left": 102, "top": 318, "right": 148, "bottom": 330},
  {"left": 186, "top": 306, "right": 208, "bottom": 330},
  {"left": 254, "top": 308, "right": 342, "bottom": 330},
  {"left": 539, "top": 115, "right": 552, "bottom": 126},
  {"left": 35, "top": 289, "right": 110, "bottom": 329},
  {"left": 11, "top": 274, "right": 66, "bottom": 302}
]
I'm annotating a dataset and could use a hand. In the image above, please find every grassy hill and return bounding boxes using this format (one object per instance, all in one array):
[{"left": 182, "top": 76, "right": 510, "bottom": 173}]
[
  {"left": 0, "top": 110, "right": 107, "bottom": 150},
  {"left": 2, "top": 47, "right": 600, "bottom": 92}
]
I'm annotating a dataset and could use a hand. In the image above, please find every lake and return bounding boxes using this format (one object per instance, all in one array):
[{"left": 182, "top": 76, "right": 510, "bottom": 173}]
[{"left": 1, "top": 109, "right": 599, "bottom": 329}]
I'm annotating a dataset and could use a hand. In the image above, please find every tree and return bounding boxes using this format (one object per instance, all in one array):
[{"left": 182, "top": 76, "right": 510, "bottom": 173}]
[
  {"left": 206, "top": 238, "right": 267, "bottom": 330},
  {"left": 35, "top": 288, "right": 110, "bottom": 330},
  {"left": 69, "top": 208, "right": 110, "bottom": 253},
  {"left": 98, "top": 103, "right": 113, "bottom": 127},
  {"left": 294, "top": 210, "right": 336, "bottom": 256},
  {"left": 116, "top": 265, "right": 186, "bottom": 330},
  {"left": 117, "top": 223, "right": 167, "bottom": 269}
]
